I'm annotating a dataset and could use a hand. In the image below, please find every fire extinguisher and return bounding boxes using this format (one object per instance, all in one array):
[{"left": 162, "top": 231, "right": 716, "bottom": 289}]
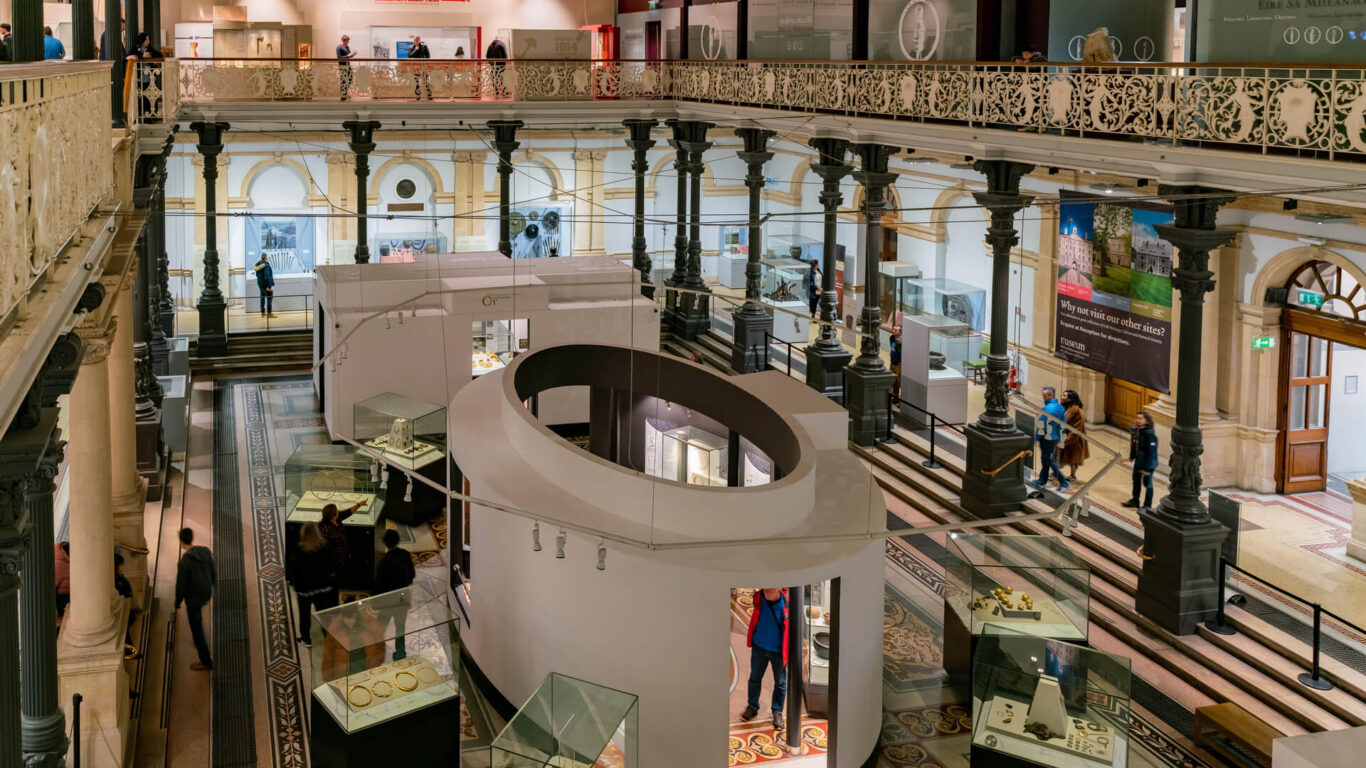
[{"left": 1007, "top": 362, "right": 1019, "bottom": 391}]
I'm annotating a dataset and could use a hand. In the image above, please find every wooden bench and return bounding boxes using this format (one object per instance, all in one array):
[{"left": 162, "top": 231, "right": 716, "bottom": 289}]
[{"left": 1194, "top": 702, "right": 1285, "bottom": 768}]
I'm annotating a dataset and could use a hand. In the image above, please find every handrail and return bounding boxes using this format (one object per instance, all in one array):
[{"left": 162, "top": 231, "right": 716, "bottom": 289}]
[
  {"left": 981, "top": 449, "right": 1034, "bottom": 477},
  {"left": 1207, "top": 556, "right": 1366, "bottom": 691},
  {"left": 164, "top": 56, "right": 1366, "bottom": 69},
  {"left": 881, "top": 391, "right": 964, "bottom": 470}
]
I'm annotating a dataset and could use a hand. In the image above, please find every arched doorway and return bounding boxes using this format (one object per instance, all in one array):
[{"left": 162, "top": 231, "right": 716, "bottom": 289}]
[{"left": 1278, "top": 260, "right": 1366, "bottom": 493}]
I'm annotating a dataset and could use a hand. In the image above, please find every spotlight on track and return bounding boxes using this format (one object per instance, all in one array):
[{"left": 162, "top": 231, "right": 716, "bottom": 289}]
[
  {"left": 532, "top": 522, "right": 542, "bottom": 552},
  {"left": 556, "top": 528, "right": 567, "bottom": 559},
  {"left": 597, "top": 541, "right": 607, "bottom": 571}
]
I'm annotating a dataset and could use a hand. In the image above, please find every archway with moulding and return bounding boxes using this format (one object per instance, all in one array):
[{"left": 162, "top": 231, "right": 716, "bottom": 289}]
[{"left": 372, "top": 158, "right": 444, "bottom": 257}]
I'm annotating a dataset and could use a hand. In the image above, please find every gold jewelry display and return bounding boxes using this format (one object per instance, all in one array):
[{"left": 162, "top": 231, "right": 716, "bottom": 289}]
[
  {"left": 309, "top": 468, "right": 369, "bottom": 505},
  {"left": 372, "top": 680, "right": 394, "bottom": 698},
  {"left": 348, "top": 685, "right": 374, "bottom": 708},
  {"left": 392, "top": 657, "right": 419, "bottom": 669},
  {"left": 394, "top": 671, "right": 419, "bottom": 691}
]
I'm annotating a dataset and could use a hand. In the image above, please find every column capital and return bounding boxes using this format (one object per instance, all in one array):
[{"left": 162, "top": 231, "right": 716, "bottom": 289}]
[
  {"left": 487, "top": 119, "right": 524, "bottom": 155},
  {"left": 974, "top": 159, "right": 1035, "bottom": 197},
  {"left": 189, "top": 121, "right": 229, "bottom": 154},
  {"left": 343, "top": 119, "right": 381, "bottom": 153},
  {"left": 622, "top": 118, "right": 659, "bottom": 150},
  {"left": 75, "top": 324, "right": 114, "bottom": 366}
]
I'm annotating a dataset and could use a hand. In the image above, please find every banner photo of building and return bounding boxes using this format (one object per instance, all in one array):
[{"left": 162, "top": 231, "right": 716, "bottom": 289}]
[{"left": 1054, "top": 191, "right": 1174, "bottom": 393}]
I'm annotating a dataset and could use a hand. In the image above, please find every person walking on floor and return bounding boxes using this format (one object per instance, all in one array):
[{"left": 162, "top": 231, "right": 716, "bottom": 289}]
[
  {"left": 1124, "top": 411, "right": 1159, "bottom": 511},
  {"left": 409, "top": 35, "right": 432, "bottom": 101},
  {"left": 174, "top": 527, "right": 216, "bottom": 671},
  {"left": 289, "top": 523, "right": 338, "bottom": 647},
  {"left": 1033, "top": 386, "right": 1069, "bottom": 491},
  {"left": 1059, "top": 389, "right": 1090, "bottom": 482},
  {"left": 374, "top": 528, "right": 417, "bottom": 659},
  {"left": 336, "top": 35, "right": 357, "bottom": 101},
  {"left": 253, "top": 252, "right": 275, "bottom": 318},
  {"left": 42, "top": 26, "right": 65, "bottom": 60},
  {"left": 741, "top": 587, "right": 789, "bottom": 731}
]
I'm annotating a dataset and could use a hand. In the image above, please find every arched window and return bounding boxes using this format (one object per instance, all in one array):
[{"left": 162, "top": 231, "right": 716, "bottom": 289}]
[{"left": 1287, "top": 260, "right": 1365, "bottom": 320}]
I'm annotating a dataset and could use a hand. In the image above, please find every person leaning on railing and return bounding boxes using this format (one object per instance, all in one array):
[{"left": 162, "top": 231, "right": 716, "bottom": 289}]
[{"left": 127, "top": 33, "right": 164, "bottom": 122}]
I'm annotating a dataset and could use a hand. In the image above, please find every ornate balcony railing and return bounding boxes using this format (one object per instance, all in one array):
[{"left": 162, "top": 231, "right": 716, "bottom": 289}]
[
  {"left": 0, "top": 62, "right": 115, "bottom": 324},
  {"left": 149, "top": 58, "right": 1366, "bottom": 158},
  {"left": 130, "top": 60, "right": 179, "bottom": 125}
]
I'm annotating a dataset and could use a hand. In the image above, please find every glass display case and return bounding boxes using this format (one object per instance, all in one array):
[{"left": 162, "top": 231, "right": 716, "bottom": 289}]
[
  {"left": 932, "top": 326, "right": 985, "bottom": 374},
  {"left": 649, "top": 425, "right": 728, "bottom": 487},
  {"left": 804, "top": 580, "right": 834, "bottom": 716},
  {"left": 309, "top": 584, "right": 462, "bottom": 766},
  {"left": 971, "top": 632, "right": 1131, "bottom": 768},
  {"left": 760, "top": 257, "right": 812, "bottom": 344},
  {"left": 284, "top": 445, "right": 384, "bottom": 526},
  {"left": 354, "top": 393, "right": 446, "bottom": 471},
  {"left": 768, "top": 233, "right": 823, "bottom": 263},
  {"left": 945, "top": 533, "right": 1091, "bottom": 643},
  {"left": 879, "top": 262, "right": 925, "bottom": 332},
  {"left": 283, "top": 445, "right": 385, "bottom": 589},
  {"left": 717, "top": 226, "right": 749, "bottom": 289},
  {"left": 491, "top": 673, "right": 638, "bottom": 768},
  {"left": 906, "top": 277, "right": 988, "bottom": 332},
  {"left": 472, "top": 319, "right": 529, "bottom": 377}
]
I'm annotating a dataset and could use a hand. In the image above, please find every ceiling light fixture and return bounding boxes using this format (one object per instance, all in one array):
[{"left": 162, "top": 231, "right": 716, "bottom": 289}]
[
  {"left": 597, "top": 541, "right": 607, "bottom": 571},
  {"left": 403, "top": 475, "right": 413, "bottom": 503},
  {"left": 1089, "top": 183, "right": 1134, "bottom": 195},
  {"left": 903, "top": 157, "right": 938, "bottom": 166},
  {"left": 556, "top": 528, "right": 567, "bottom": 559},
  {"left": 532, "top": 522, "right": 542, "bottom": 552}
]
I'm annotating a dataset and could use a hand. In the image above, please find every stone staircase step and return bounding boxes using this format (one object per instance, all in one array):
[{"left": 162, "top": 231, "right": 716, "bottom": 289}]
[{"left": 1223, "top": 605, "right": 1366, "bottom": 703}]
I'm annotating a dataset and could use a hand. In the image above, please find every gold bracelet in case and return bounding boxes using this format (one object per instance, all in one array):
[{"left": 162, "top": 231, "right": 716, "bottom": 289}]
[
  {"left": 394, "top": 671, "right": 419, "bottom": 692},
  {"left": 416, "top": 666, "right": 440, "bottom": 685},
  {"left": 348, "top": 684, "right": 374, "bottom": 708},
  {"left": 372, "top": 680, "right": 394, "bottom": 698}
]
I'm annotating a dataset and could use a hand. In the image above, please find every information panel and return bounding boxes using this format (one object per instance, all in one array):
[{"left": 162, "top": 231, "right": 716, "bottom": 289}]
[
  {"left": 867, "top": 0, "right": 979, "bottom": 61},
  {"left": 1053, "top": 192, "right": 1174, "bottom": 393},
  {"left": 748, "top": 0, "right": 855, "bottom": 60},
  {"left": 1197, "top": 0, "right": 1366, "bottom": 63}
]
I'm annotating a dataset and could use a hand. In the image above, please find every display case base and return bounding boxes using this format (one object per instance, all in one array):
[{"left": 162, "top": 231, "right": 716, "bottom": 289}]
[{"left": 310, "top": 688, "right": 461, "bottom": 768}]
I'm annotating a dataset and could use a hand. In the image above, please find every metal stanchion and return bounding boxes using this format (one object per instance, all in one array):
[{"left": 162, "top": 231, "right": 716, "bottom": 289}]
[
  {"left": 1298, "top": 604, "right": 1335, "bottom": 691},
  {"left": 1205, "top": 558, "right": 1236, "bottom": 635}
]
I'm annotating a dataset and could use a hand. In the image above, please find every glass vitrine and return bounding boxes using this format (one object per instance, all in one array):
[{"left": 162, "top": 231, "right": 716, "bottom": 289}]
[
  {"left": 931, "top": 326, "right": 984, "bottom": 374},
  {"left": 717, "top": 226, "right": 749, "bottom": 289},
  {"left": 472, "top": 318, "right": 529, "bottom": 376},
  {"left": 972, "top": 632, "right": 1131, "bottom": 768},
  {"left": 651, "top": 425, "right": 728, "bottom": 487},
  {"left": 945, "top": 533, "right": 1091, "bottom": 642},
  {"left": 491, "top": 673, "right": 638, "bottom": 768},
  {"left": 284, "top": 445, "right": 384, "bottom": 526},
  {"left": 907, "top": 277, "right": 987, "bottom": 331},
  {"left": 354, "top": 393, "right": 446, "bottom": 471},
  {"left": 768, "top": 233, "right": 823, "bottom": 263},
  {"left": 879, "top": 262, "right": 925, "bottom": 331},
  {"left": 807, "top": 580, "right": 833, "bottom": 688},
  {"left": 760, "top": 258, "right": 810, "bottom": 305},
  {"left": 311, "top": 583, "right": 460, "bottom": 734}
]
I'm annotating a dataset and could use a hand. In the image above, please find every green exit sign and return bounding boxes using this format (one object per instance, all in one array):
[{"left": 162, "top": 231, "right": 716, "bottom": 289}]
[
  {"left": 1297, "top": 290, "right": 1324, "bottom": 307},
  {"left": 1253, "top": 336, "right": 1276, "bottom": 349}
]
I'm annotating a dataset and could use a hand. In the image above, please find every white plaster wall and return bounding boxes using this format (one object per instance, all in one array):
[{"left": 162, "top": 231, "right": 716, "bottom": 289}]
[{"left": 1328, "top": 343, "right": 1366, "bottom": 476}]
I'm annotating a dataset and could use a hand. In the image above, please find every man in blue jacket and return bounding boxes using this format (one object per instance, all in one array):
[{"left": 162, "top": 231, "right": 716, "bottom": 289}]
[
  {"left": 1033, "top": 386, "right": 1069, "bottom": 491},
  {"left": 253, "top": 252, "right": 276, "bottom": 318},
  {"left": 42, "top": 27, "right": 65, "bottom": 60}
]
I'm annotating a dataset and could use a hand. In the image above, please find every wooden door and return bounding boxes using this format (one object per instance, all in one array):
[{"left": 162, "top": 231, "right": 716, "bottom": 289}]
[
  {"left": 1106, "top": 377, "right": 1162, "bottom": 429},
  {"left": 1280, "top": 332, "right": 1333, "bottom": 493}
]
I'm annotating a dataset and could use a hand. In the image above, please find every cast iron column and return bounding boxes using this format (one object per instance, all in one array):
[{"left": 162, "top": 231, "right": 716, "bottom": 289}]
[
  {"left": 662, "top": 119, "right": 690, "bottom": 331},
  {"left": 72, "top": 0, "right": 96, "bottom": 60},
  {"left": 147, "top": 136, "right": 174, "bottom": 371},
  {"left": 487, "top": 120, "right": 523, "bottom": 258},
  {"left": 343, "top": 120, "right": 381, "bottom": 264},
  {"left": 623, "top": 119, "right": 658, "bottom": 298},
  {"left": 105, "top": 0, "right": 125, "bottom": 126},
  {"left": 1135, "top": 185, "right": 1237, "bottom": 635},
  {"left": 677, "top": 121, "right": 715, "bottom": 341},
  {"left": 961, "top": 160, "right": 1035, "bottom": 518},
  {"left": 124, "top": 0, "right": 139, "bottom": 58},
  {"left": 10, "top": 0, "right": 41, "bottom": 62},
  {"left": 845, "top": 144, "right": 899, "bottom": 446},
  {"left": 20, "top": 428, "right": 67, "bottom": 768},
  {"left": 0, "top": 472, "right": 28, "bottom": 768},
  {"left": 803, "top": 138, "right": 853, "bottom": 400},
  {"left": 190, "top": 121, "right": 229, "bottom": 357},
  {"left": 146, "top": 0, "right": 161, "bottom": 50},
  {"left": 157, "top": 136, "right": 177, "bottom": 341},
  {"left": 785, "top": 586, "right": 804, "bottom": 753},
  {"left": 731, "top": 127, "right": 776, "bottom": 373},
  {"left": 133, "top": 230, "right": 165, "bottom": 501}
]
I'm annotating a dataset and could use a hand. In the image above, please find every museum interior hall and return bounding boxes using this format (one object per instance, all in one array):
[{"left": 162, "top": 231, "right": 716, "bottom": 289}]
[{"left": 4, "top": 1, "right": 1366, "bottom": 767}]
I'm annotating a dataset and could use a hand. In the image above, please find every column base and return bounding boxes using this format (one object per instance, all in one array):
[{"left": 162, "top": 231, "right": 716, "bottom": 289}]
[
  {"left": 960, "top": 421, "right": 1032, "bottom": 519},
  {"left": 195, "top": 296, "right": 228, "bottom": 358},
  {"left": 731, "top": 308, "right": 773, "bottom": 374},
  {"left": 845, "top": 362, "right": 895, "bottom": 447},
  {"left": 22, "top": 709, "right": 69, "bottom": 768},
  {"left": 158, "top": 306, "right": 176, "bottom": 342},
  {"left": 58, "top": 603, "right": 131, "bottom": 768},
  {"left": 674, "top": 292, "right": 711, "bottom": 341},
  {"left": 803, "top": 344, "right": 852, "bottom": 401},
  {"left": 1135, "top": 510, "right": 1228, "bottom": 636},
  {"left": 136, "top": 411, "right": 165, "bottom": 502}
]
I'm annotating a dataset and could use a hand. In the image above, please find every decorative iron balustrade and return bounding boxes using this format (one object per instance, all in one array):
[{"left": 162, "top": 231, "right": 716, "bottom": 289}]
[
  {"left": 145, "top": 59, "right": 1366, "bottom": 158},
  {"left": 131, "top": 60, "right": 179, "bottom": 125},
  {"left": 0, "top": 62, "right": 115, "bottom": 325}
]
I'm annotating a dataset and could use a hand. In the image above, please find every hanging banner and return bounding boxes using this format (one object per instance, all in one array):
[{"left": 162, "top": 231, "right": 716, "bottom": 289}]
[{"left": 1054, "top": 191, "right": 1174, "bottom": 393}]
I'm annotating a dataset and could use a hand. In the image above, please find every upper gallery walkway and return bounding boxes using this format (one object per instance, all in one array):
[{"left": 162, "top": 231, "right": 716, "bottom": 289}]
[{"left": 137, "top": 57, "right": 1366, "bottom": 206}]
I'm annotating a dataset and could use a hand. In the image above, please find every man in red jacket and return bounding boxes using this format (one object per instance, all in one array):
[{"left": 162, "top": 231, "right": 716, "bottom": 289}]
[{"left": 743, "top": 587, "right": 788, "bottom": 730}]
